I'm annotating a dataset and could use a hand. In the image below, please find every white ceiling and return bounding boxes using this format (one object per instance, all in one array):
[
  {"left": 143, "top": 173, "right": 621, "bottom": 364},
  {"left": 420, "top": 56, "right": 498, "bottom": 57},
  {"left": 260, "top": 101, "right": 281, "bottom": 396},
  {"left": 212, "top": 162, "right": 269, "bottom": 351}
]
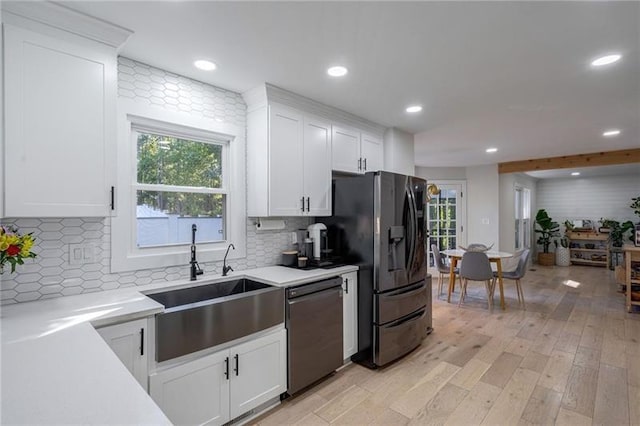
[{"left": 59, "top": 1, "right": 640, "bottom": 167}]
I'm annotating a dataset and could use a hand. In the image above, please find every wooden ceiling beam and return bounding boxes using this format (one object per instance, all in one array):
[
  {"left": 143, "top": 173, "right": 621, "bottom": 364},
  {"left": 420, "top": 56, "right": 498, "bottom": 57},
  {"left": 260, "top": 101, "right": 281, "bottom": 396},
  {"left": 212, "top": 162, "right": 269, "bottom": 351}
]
[{"left": 498, "top": 148, "right": 640, "bottom": 174}]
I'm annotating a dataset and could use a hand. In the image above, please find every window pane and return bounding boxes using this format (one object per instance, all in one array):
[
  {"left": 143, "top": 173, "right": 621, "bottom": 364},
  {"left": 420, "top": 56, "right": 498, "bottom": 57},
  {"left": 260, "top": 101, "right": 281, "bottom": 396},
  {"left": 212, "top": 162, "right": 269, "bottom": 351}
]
[
  {"left": 137, "top": 132, "right": 223, "bottom": 188},
  {"left": 137, "top": 191, "right": 225, "bottom": 247}
]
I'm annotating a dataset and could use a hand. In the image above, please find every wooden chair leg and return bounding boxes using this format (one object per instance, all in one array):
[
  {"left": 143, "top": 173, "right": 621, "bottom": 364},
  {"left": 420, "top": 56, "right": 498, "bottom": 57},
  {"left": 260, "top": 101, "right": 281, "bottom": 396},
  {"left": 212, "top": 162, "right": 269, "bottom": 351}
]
[
  {"left": 517, "top": 279, "right": 526, "bottom": 309},
  {"left": 458, "top": 279, "right": 468, "bottom": 307},
  {"left": 485, "top": 280, "right": 493, "bottom": 312}
]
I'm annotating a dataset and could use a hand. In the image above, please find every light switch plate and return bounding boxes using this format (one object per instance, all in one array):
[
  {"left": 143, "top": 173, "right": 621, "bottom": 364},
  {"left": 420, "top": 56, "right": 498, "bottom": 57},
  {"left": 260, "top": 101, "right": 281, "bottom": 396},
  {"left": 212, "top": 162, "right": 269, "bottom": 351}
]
[{"left": 69, "top": 243, "right": 96, "bottom": 265}]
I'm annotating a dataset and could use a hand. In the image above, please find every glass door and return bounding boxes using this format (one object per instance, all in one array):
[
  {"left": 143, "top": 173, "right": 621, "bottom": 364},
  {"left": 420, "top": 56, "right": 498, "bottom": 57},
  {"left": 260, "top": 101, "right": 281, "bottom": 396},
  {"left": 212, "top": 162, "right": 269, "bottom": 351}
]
[
  {"left": 515, "top": 186, "right": 531, "bottom": 250},
  {"left": 427, "top": 182, "right": 466, "bottom": 266}
]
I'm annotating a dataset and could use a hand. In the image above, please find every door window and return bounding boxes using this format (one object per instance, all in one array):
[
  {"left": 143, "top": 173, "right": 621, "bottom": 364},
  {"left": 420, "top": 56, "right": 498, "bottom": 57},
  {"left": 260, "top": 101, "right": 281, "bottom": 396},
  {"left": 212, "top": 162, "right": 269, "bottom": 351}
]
[{"left": 427, "top": 183, "right": 466, "bottom": 266}]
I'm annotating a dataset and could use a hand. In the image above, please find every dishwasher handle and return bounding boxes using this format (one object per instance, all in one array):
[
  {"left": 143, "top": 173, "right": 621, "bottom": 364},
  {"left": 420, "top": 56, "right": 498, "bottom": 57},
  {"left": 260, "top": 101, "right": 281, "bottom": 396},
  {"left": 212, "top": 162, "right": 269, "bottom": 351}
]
[
  {"left": 288, "top": 285, "right": 342, "bottom": 306},
  {"left": 287, "top": 277, "right": 343, "bottom": 299}
]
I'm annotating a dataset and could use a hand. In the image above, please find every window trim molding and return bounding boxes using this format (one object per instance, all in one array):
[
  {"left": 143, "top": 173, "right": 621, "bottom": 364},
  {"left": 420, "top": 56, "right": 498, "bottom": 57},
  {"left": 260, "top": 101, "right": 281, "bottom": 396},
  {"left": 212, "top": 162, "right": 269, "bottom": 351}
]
[{"left": 111, "top": 99, "right": 246, "bottom": 273}]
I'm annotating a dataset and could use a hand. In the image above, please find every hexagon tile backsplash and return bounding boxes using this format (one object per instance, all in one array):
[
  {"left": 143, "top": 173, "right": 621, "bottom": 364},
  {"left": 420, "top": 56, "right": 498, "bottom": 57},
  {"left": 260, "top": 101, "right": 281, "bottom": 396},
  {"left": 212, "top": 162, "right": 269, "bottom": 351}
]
[
  {"left": 0, "top": 217, "right": 309, "bottom": 305},
  {"left": 0, "top": 57, "right": 311, "bottom": 305}
]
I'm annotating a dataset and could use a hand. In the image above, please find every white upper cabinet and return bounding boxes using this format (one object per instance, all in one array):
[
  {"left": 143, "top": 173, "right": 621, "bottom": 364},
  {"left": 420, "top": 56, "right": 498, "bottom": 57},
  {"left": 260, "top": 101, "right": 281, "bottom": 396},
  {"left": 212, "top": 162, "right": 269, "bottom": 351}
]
[
  {"left": 303, "top": 116, "right": 332, "bottom": 216},
  {"left": 246, "top": 100, "right": 332, "bottom": 217},
  {"left": 268, "top": 104, "right": 305, "bottom": 216},
  {"left": 331, "top": 126, "right": 361, "bottom": 174},
  {"left": 244, "top": 84, "right": 385, "bottom": 216},
  {"left": 360, "top": 132, "right": 384, "bottom": 173},
  {"left": 332, "top": 127, "right": 384, "bottom": 175},
  {"left": 1, "top": 5, "right": 129, "bottom": 218}
]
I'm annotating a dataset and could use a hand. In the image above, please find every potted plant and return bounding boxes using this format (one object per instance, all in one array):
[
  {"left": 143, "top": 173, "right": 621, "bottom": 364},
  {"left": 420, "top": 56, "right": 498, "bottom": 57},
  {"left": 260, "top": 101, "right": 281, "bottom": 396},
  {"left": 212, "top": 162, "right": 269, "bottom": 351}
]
[
  {"left": 554, "top": 236, "right": 571, "bottom": 266},
  {"left": 600, "top": 218, "right": 634, "bottom": 247},
  {"left": 535, "top": 209, "right": 560, "bottom": 266}
]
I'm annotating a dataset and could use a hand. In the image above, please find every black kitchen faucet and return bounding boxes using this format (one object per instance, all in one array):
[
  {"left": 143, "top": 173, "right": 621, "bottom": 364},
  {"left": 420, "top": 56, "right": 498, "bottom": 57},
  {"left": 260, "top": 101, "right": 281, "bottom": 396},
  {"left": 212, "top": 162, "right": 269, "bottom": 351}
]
[
  {"left": 190, "top": 224, "right": 204, "bottom": 281},
  {"left": 222, "top": 243, "right": 235, "bottom": 276}
]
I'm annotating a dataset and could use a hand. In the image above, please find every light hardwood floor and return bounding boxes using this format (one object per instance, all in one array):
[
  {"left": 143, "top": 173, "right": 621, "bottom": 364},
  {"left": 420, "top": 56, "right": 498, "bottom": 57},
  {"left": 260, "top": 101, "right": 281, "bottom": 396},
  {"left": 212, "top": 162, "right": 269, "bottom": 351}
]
[{"left": 252, "top": 265, "right": 639, "bottom": 425}]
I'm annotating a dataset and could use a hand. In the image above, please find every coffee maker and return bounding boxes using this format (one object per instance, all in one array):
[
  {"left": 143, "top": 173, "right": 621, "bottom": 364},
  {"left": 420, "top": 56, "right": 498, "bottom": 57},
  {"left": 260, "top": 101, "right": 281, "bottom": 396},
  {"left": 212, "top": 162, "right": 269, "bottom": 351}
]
[{"left": 307, "top": 223, "right": 329, "bottom": 262}]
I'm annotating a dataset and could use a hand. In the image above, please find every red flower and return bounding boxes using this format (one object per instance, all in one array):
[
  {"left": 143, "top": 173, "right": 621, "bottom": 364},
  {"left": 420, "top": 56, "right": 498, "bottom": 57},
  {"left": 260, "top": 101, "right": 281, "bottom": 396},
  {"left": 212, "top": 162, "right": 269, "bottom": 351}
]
[{"left": 6, "top": 245, "right": 20, "bottom": 256}]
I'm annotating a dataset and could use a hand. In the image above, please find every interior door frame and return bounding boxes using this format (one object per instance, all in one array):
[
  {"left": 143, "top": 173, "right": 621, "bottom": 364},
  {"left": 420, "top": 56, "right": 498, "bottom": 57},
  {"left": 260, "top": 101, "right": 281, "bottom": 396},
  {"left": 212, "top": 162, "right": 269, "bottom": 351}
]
[{"left": 427, "top": 180, "right": 467, "bottom": 262}]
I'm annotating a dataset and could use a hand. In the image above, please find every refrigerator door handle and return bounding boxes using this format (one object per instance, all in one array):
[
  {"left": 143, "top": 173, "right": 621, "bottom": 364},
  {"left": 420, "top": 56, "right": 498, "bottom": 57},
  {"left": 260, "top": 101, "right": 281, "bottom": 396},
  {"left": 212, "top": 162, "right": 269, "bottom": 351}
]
[{"left": 405, "top": 184, "right": 417, "bottom": 273}]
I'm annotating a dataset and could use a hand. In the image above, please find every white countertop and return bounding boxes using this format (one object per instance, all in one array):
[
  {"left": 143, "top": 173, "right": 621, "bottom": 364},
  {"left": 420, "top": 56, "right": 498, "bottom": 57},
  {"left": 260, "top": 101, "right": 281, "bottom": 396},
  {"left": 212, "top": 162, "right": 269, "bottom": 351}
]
[
  {"left": 244, "top": 265, "right": 358, "bottom": 287},
  {"left": 0, "top": 264, "right": 358, "bottom": 424}
]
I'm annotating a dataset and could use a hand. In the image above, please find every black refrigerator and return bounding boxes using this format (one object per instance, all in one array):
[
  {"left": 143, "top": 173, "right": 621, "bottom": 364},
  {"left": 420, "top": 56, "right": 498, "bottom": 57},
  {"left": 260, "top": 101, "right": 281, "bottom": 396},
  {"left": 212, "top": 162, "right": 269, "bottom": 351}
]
[{"left": 319, "top": 171, "right": 432, "bottom": 368}]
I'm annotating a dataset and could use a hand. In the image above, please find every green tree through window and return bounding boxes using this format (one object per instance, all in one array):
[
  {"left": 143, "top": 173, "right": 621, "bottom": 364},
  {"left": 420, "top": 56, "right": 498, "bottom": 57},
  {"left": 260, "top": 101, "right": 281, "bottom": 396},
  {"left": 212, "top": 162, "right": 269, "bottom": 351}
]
[
  {"left": 136, "top": 133, "right": 223, "bottom": 217},
  {"left": 135, "top": 131, "right": 227, "bottom": 247}
]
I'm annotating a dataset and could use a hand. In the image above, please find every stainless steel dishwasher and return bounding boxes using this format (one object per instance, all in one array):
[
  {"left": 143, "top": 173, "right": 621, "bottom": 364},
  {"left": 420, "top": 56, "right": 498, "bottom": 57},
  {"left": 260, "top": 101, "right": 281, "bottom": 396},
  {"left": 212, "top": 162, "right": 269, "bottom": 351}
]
[{"left": 286, "top": 277, "right": 343, "bottom": 395}]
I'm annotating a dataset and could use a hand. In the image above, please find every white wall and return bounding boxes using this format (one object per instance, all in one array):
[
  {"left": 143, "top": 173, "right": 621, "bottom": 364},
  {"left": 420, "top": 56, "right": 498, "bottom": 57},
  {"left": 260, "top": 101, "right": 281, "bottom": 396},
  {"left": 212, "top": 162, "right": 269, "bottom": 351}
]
[
  {"left": 383, "top": 127, "right": 415, "bottom": 175},
  {"left": 537, "top": 174, "right": 639, "bottom": 228},
  {"left": 415, "top": 165, "right": 501, "bottom": 249},
  {"left": 466, "top": 164, "right": 500, "bottom": 248},
  {"left": 499, "top": 173, "right": 537, "bottom": 254},
  {"left": 414, "top": 166, "right": 466, "bottom": 180}
]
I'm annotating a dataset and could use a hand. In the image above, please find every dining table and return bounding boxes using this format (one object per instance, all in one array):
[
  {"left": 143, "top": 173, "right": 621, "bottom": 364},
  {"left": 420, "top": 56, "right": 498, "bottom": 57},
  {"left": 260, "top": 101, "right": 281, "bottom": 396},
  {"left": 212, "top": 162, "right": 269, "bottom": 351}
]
[{"left": 441, "top": 249, "right": 514, "bottom": 310}]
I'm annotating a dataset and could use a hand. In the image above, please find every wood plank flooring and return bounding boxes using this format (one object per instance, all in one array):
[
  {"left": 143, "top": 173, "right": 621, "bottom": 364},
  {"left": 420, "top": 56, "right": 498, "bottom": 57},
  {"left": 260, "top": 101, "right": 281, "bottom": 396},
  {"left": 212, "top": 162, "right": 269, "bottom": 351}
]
[{"left": 252, "top": 265, "right": 639, "bottom": 425}]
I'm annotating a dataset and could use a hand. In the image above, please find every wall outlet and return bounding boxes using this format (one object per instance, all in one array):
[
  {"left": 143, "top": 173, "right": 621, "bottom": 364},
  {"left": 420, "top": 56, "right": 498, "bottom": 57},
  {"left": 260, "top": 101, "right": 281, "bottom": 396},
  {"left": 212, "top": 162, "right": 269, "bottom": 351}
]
[
  {"left": 482, "top": 218, "right": 490, "bottom": 225},
  {"left": 69, "top": 243, "right": 96, "bottom": 265},
  {"left": 290, "top": 232, "right": 298, "bottom": 245}
]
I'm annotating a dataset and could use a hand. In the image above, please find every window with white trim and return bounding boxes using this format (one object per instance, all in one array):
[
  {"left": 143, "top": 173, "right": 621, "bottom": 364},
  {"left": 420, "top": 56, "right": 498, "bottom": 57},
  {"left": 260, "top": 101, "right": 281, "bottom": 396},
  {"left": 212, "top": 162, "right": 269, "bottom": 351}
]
[
  {"left": 133, "top": 127, "right": 228, "bottom": 248},
  {"left": 111, "top": 100, "right": 246, "bottom": 274}
]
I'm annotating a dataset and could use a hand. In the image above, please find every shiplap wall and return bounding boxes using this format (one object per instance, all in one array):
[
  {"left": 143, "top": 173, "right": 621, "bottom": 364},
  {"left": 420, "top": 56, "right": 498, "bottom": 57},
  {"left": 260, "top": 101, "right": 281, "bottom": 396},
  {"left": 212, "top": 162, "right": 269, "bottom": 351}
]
[{"left": 536, "top": 174, "right": 639, "bottom": 227}]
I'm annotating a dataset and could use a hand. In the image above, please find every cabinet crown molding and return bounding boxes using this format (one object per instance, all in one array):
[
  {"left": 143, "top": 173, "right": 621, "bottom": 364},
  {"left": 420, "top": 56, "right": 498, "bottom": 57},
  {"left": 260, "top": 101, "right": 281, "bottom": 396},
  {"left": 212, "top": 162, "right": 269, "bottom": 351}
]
[
  {"left": 243, "top": 83, "right": 386, "bottom": 137},
  {"left": 1, "top": 1, "right": 133, "bottom": 49}
]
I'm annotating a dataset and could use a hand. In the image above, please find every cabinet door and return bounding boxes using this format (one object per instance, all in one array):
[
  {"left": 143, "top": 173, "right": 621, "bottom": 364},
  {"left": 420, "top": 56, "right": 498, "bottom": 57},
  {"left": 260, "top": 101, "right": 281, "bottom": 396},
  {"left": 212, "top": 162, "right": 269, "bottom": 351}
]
[
  {"left": 4, "top": 24, "right": 115, "bottom": 217},
  {"left": 361, "top": 133, "right": 384, "bottom": 173},
  {"left": 303, "top": 116, "right": 332, "bottom": 216},
  {"left": 341, "top": 272, "right": 359, "bottom": 360},
  {"left": 149, "top": 350, "right": 230, "bottom": 426},
  {"left": 230, "top": 329, "right": 286, "bottom": 419},
  {"left": 97, "top": 319, "right": 148, "bottom": 391},
  {"left": 268, "top": 104, "right": 305, "bottom": 216},
  {"left": 332, "top": 125, "right": 361, "bottom": 174}
]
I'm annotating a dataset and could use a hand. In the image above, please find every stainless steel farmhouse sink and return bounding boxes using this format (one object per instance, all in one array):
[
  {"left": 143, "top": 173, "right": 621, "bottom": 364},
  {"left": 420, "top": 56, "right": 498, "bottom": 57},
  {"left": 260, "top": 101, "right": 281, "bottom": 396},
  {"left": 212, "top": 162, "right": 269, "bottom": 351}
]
[{"left": 146, "top": 279, "right": 284, "bottom": 362}]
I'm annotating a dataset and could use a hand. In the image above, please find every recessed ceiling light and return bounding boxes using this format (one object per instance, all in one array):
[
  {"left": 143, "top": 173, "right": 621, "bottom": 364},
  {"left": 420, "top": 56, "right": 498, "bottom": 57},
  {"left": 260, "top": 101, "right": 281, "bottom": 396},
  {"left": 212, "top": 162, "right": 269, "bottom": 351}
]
[
  {"left": 486, "top": 147, "right": 498, "bottom": 153},
  {"left": 327, "top": 66, "right": 348, "bottom": 77},
  {"left": 602, "top": 129, "right": 621, "bottom": 137},
  {"left": 571, "top": 172, "right": 580, "bottom": 176},
  {"left": 194, "top": 60, "right": 217, "bottom": 71},
  {"left": 406, "top": 105, "right": 423, "bottom": 113},
  {"left": 591, "top": 54, "right": 622, "bottom": 67}
]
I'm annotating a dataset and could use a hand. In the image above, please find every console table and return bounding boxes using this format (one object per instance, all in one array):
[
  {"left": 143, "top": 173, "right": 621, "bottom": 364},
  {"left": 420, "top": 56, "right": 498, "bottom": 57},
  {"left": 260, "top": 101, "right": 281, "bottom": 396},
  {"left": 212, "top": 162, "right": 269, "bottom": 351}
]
[{"left": 566, "top": 231, "right": 609, "bottom": 268}]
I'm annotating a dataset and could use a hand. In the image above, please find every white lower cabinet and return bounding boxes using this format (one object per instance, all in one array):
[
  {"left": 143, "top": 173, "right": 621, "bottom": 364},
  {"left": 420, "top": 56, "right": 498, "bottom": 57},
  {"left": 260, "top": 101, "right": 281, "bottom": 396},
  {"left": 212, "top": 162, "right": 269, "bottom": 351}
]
[
  {"left": 96, "top": 318, "right": 148, "bottom": 391},
  {"left": 150, "top": 350, "right": 230, "bottom": 426},
  {"left": 341, "top": 272, "right": 359, "bottom": 360},
  {"left": 149, "top": 328, "right": 287, "bottom": 426},
  {"left": 229, "top": 329, "right": 287, "bottom": 419}
]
